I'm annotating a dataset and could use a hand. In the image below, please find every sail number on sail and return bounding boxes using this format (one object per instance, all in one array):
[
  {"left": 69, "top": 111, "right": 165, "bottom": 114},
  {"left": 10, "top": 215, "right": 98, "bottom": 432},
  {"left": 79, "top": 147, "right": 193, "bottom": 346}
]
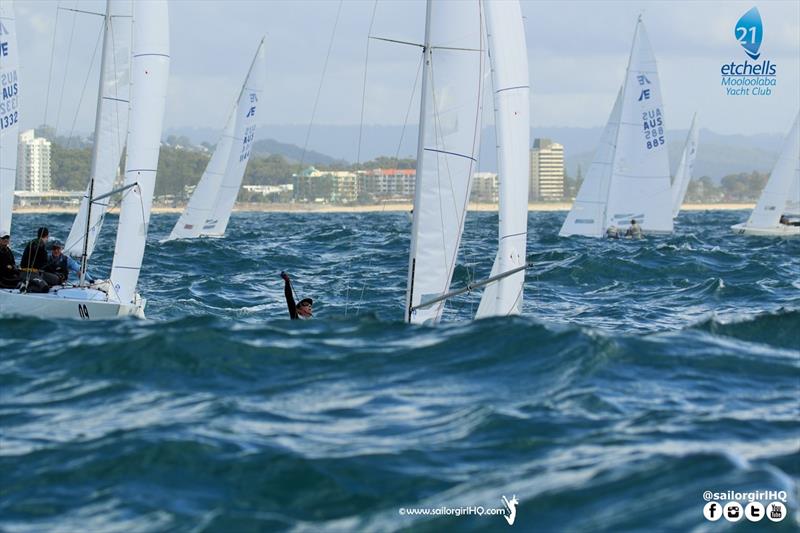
[{"left": 637, "top": 74, "right": 664, "bottom": 151}]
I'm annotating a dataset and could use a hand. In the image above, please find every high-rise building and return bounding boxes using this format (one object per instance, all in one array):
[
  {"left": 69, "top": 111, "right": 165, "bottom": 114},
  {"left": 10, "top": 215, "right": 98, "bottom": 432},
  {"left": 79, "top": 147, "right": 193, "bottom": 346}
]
[
  {"left": 530, "top": 138, "right": 564, "bottom": 201},
  {"left": 16, "top": 130, "right": 52, "bottom": 192},
  {"left": 471, "top": 172, "right": 498, "bottom": 203}
]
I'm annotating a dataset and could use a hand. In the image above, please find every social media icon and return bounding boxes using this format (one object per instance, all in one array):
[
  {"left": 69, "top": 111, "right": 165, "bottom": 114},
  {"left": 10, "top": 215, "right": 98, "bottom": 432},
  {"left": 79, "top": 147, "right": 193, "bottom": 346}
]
[
  {"left": 724, "top": 502, "right": 743, "bottom": 522},
  {"left": 745, "top": 502, "right": 765, "bottom": 522},
  {"left": 703, "top": 502, "right": 722, "bottom": 521},
  {"left": 767, "top": 501, "right": 786, "bottom": 522}
]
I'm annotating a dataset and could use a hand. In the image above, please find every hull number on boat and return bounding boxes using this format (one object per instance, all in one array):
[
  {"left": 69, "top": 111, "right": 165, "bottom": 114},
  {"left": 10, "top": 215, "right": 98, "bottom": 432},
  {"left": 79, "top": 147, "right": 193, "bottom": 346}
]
[{"left": 77, "top": 304, "right": 90, "bottom": 320}]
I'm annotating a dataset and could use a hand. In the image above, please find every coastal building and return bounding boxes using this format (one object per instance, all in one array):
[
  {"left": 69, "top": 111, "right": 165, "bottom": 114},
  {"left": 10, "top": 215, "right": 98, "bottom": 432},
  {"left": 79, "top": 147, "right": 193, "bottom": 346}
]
[
  {"left": 358, "top": 168, "right": 415, "bottom": 200},
  {"left": 294, "top": 167, "right": 358, "bottom": 203},
  {"left": 16, "top": 129, "right": 52, "bottom": 193},
  {"left": 471, "top": 172, "right": 498, "bottom": 203},
  {"left": 530, "top": 138, "right": 564, "bottom": 201}
]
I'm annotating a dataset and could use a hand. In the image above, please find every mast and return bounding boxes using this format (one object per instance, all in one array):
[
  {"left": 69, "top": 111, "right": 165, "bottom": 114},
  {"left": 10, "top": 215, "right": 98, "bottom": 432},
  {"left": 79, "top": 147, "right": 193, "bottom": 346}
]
[
  {"left": 404, "top": 0, "right": 433, "bottom": 323},
  {"left": 79, "top": 0, "right": 112, "bottom": 286}
]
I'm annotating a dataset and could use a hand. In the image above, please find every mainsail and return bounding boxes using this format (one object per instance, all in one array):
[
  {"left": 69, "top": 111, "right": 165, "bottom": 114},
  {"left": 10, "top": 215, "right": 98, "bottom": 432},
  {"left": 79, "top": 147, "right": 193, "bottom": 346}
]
[
  {"left": 671, "top": 112, "right": 699, "bottom": 218},
  {"left": 109, "top": 0, "right": 169, "bottom": 304},
  {"left": 65, "top": 0, "right": 132, "bottom": 259},
  {"left": 741, "top": 112, "right": 800, "bottom": 230},
  {"left": 405, "top": 0, "right": 485, "bottom": 325},
  {"left": 604, "top": 18, "right": 672, "bottom": 234},
  {"left": 476, "top": 0, "right": 529, "bottom": 318},
  {"left": 0, "top": 0, "right": 20, "bottom": 235},
  {"left": 167, "top": 37, "right": 266, "bottom": 240}
]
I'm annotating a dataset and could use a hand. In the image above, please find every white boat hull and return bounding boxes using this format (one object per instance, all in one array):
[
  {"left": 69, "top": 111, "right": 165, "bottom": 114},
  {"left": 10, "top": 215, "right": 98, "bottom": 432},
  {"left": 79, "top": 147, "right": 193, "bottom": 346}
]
[
  {"left": 731, "top": 223, "right": 800, "bottom": 237},
  {"left": 0, "top": 285, "right": 145, "bottom": 320}
]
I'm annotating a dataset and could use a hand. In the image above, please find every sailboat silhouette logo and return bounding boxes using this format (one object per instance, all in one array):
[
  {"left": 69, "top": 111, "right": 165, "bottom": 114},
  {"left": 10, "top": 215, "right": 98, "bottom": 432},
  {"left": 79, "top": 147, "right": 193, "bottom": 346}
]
[{"left": 735, "top": 7, "right": 763, "bottom": 60}]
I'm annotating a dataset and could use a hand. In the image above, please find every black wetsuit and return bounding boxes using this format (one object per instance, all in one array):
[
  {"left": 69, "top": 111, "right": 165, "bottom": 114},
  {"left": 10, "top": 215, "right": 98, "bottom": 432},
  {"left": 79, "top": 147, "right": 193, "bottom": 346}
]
[
  {"left": 284, "top": 278, "right": 299, "bottom": 319},
  {"left": 20, "top": 239, "right": 48, "bottom": 270},
  {"left": 0, "top": 245, "right": 20, "bottom": 288}
]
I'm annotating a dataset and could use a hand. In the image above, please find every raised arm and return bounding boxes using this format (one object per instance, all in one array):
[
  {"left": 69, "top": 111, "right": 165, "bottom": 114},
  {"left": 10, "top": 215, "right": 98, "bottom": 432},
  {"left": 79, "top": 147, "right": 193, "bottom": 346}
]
[{"left": 281, "top": 271, "right": 298, "bottom": 319}]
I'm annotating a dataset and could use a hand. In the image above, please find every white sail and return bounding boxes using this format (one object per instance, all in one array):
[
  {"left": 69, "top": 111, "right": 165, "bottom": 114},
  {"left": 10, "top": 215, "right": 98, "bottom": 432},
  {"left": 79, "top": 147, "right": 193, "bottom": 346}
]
[
  {"left": 167, "top": 37, "right": 266, "bottom": 240},
  {"left": 109, "top": 0, "right": 169, "bottom": 304},
  {"left": 65, "top": 0, "right": 132, "bottom": 258},
  {"left": 559, "top": 89, "right": 622, "bottom": 237},
  {"left": 604, "top": 18, "right": 672, "bottom": 233},
  {"left": 476, "top": 0, "right": 529, "bottom": 319},
  {"left": 604, "top": 18, "right": 673, "bottom": 234},
  {"left": 0, "top": 0, "right": 20, "bottom": 235},
  {"left": 742, "top": 112, "right": 800, "bottom": 229},
  {"left": 671, "top": 112, "right": 699, "bottom": 218},
  {"left": 786, "top": 161, "right": 800, "bottom": 216},
  {"left": 405, "top": 0, "right": 485, "bottom": 325}
]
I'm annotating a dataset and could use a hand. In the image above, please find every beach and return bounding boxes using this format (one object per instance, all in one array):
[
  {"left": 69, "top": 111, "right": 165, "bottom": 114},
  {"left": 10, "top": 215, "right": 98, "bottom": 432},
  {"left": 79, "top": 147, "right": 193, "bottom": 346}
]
[{"left": 11, "top": 201, "right": 755, "bottom": 215}]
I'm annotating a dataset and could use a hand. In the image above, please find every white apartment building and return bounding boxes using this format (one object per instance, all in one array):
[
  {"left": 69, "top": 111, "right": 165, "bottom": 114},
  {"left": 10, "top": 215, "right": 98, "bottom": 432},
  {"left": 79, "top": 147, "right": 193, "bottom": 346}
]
[
  {"left": 530, "top": 138, "right": 564, "bottom": 201},
  {"left": 16, "top": 130, "right": 52, "bottom": 193}
]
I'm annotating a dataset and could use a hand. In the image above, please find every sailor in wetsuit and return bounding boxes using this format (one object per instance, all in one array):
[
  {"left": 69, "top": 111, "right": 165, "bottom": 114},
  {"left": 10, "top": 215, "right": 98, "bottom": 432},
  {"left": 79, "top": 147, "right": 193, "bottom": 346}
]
[{"left": 281, "top": 271, "right": 313, "bottom": 319}]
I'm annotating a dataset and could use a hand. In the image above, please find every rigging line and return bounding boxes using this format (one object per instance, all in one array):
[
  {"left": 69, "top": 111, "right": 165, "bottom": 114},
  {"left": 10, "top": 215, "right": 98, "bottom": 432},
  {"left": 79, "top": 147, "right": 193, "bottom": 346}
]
[
  {"left": 65, "top": 20, "right": 104, "bottom": 148},
  {"left": 355, "top": 52, "right": 424, "bottom": 317},
  {"left": 54, "top": 0, "right": 80, "bottom": 137},
  {"left": 355, "top": 0, "right": 378, "bottom": 168},
  {"left": 42, "top": 1, "right": 62, "bottom": 129},
  {"left": 297, "top": 0, "right": 344, "bottom": 172}
]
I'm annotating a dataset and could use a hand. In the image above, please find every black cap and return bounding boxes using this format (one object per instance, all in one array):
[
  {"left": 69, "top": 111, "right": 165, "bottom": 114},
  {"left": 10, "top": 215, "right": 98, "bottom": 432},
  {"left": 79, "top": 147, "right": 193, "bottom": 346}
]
[
  {"left": 37, "top": 227, "right": 49, "bottom": 239},
  {"left": 48, "top": 240, "right": 63, "bottom": 250},
  {"left": 298, "top": 298, "right": 313, "bottom": 307}
]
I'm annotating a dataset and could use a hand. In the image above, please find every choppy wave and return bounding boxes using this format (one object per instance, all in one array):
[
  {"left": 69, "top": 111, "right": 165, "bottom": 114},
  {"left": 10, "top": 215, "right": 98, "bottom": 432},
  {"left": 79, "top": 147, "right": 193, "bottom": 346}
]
[{"left": 1, "top": 210, "right": 798, "bottom": 532}]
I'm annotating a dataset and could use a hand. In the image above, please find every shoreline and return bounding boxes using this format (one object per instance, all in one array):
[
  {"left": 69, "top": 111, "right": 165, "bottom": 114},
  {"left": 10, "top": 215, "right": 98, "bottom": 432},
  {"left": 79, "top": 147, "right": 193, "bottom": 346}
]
[{"left": 11, "top": 202, "right": 756, "bottom": 215}]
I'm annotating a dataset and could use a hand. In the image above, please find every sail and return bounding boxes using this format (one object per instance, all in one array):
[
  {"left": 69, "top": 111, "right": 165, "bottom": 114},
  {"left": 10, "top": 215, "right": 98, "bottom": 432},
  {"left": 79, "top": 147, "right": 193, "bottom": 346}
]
[
  {"left": 559, "top": 90, "right": 622, "bottom": 237},
  {"left": 671, "top": 113, "right": 699, "bottom": 218},
  {"left": 604, "top": 18, "right": 673, "bottom": 234},
  {"left": 65, "top": 0, "right": 132, "bottom": 258},
  {"left": 166, "top": 37, "right": 266, "bottom": 240},
  {"left": 109, "top": 0, "right": 169, "bottom": 304},
  {"left": 786, "top": 162, "right": 800, "bottom": 216},
  {"left": 476, "top": 0, "right": 529, "bottom": 319},
  {"left": 0, "top": 0, "right": 20, "bottom": 235},
  {"left": 744, "top": 112, "right": 800, "bottom": 229},
  {"left": 405, "top": 0, "right": 485, "bottom": 325}
]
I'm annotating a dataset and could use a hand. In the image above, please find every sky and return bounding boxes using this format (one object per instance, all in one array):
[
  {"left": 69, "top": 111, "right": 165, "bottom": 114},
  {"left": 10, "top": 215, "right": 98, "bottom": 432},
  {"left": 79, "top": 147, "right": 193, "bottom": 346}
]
[{"left": 11, "top": 0, "right": 800, "bottom": 139}]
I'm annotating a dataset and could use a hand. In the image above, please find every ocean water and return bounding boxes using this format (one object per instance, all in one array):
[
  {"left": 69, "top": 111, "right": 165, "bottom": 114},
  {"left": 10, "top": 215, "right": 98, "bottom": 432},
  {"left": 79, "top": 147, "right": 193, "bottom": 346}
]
[{"left": 1, "top": 210, "right": 798, "bottom": 532}]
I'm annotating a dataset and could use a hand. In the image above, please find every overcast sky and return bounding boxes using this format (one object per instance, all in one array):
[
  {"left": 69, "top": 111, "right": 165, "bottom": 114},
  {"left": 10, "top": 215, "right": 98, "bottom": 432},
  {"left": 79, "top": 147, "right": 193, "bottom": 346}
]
[{"left": 13, "top": 0, "right": 800, "bottom": 138}]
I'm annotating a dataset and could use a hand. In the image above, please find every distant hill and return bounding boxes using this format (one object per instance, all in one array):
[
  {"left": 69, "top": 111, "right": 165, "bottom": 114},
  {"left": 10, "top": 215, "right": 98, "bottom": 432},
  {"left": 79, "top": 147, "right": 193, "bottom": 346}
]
[{"left": 165, "top": 124, "right": 785, "bottom": 180}]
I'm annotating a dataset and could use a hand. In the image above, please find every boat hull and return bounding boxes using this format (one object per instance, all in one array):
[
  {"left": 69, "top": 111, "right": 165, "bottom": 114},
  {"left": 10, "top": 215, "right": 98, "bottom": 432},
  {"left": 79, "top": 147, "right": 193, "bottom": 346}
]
[
  {"left": 0, "top": 286, "right": 145, "bottom": 320},
  {"left": 731, "top": 223, "right": 800, "bottom": 237}
]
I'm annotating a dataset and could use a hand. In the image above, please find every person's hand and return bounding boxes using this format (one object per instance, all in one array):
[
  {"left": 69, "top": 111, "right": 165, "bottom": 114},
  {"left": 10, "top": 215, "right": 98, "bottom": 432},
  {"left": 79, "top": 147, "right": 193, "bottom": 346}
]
[{"left": 280, "top": 271, "right": 290, "bottom": 281}]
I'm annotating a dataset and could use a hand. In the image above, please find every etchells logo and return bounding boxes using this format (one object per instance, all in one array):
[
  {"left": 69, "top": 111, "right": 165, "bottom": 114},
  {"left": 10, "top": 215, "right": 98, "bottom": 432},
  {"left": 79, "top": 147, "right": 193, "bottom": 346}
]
[{"left": 721, "top": 6, "right": 777, "bottom": 96}]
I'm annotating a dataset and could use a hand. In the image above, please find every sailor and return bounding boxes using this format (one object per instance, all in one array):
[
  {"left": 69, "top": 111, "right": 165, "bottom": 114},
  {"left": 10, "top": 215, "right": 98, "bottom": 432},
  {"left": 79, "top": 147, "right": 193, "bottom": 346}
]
[
  {"left": 625, "top": 219, "right": 643, "bottom": 239},
  {"left": 0, "top": 232, "right": 22, "bottom": 289},
  {"left": 605, "top": 225, "right": 620, "bottom": 239},
  {"left": 45, "top": 240, "right": 93, "bottom": 284},
  {"left": 281, "top": 271, "right": 313, "bottom": 319},
  {"left": 20, "top": 227, "right": 61, "bottom": 287}
]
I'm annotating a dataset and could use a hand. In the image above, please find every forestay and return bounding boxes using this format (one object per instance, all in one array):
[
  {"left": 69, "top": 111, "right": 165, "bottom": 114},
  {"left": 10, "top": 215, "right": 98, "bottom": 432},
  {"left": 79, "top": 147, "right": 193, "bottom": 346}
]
[
  {"left": 405, "top": 0, "right": 485, "bottom": 325},
  {"left": 671, "top": 112, "right": 699, "bottom": 218},
  {"left": 559, "top": 90, "right": 622, "bottom": 237},
  {"left": 109, "top": 0, "right": 169, "bottom": 304},
  {"left": 476, "top": 0, "right": 529, "bottom": 318},
  {"left": 743, "top": 112, "right": 800, "bottom": 229},
  {"left": 604, "top": 18, "right": 672, "bottom": 234},
  {"left": 166, "top": 37, "right": 266, "bottom": 240},
  {"left": 65, "top": 0, "right": 132, "bottom": 259},
  {"left": 0, "top": 0, "right": 20, "bottom": 235}
]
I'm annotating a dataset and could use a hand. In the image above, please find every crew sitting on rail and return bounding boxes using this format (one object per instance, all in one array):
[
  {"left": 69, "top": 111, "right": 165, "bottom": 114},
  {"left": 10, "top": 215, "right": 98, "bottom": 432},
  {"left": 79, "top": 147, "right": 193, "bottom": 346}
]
[
  {"left": 0, "top": 232, "right": 22, "bottom": 289},
  {"left": 625, "top": 219, "right": 643, "bottom": 239},
  {"left": 20, "top": 227, "right": 61, "bottom": 287},
  {"left": 45, "top": 240, "right": 94, "bottom": 284}
]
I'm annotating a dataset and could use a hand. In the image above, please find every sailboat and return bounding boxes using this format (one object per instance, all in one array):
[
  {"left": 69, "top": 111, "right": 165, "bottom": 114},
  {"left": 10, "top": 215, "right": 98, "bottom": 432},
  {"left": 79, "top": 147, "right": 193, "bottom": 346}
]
[
  {"left": 0, "top": 0, "right": 20, "bottom": 236},
  {"left": 670, "top": 113, "right": 699, "bottom": 219},
  {"left": 0, "top": 0, "right": 170, "bottom": 319},
  {"left": 475, "top": 0, "right": 529, "bottom": 318},
  {"left": 404, "top": 0, "right": 486, "bottom": 325},
  {"left": 560, "top": 16, "right": 673, "bottom": 238},
  {"left": 165, "top": 38, "right": 266, "bottom": 241},
  {"left": 731, "top": 112, "right": 800, "bottom": 237}
]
